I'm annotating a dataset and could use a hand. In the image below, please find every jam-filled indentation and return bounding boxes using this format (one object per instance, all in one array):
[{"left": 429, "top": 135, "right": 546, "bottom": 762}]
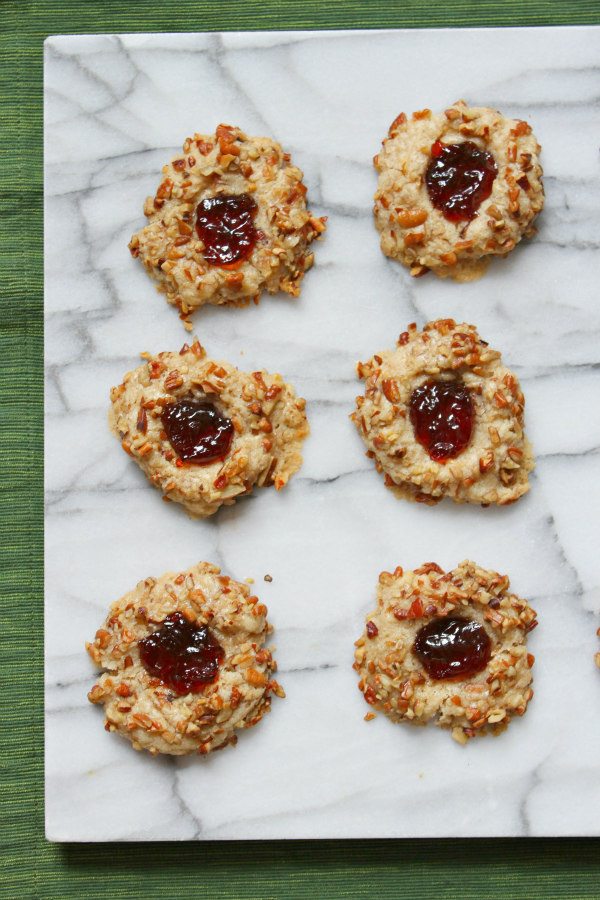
[
  {"left": 409, "top": 379, "right": 473, "bottom": 462},
  {"left": 195, "top": 193, "right": 258, "bottom": 266},
  {"left": 138, "top": 611, "right": 225, "bottom": 695},
  {"left": 161, "top": 399, "right": 234, "bottom": 465},
  {"left": 425, "top": 141, "right": 497, "bottom": 222},
  {"left": 413, "top": 615, "right": 492, "bottom": 680}
]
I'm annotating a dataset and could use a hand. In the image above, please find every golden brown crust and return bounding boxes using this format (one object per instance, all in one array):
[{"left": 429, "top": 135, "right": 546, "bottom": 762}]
[
  {"left": 87, "top": 562, "right": 284, "bottom": 756},
  {"left": 354, "top": 561, "right": 537, "bottom": 743},
  {"left": 109, "top": 342, "right": 309, "bottom": 518},
  {"left": 373, "top": 101, "right": 544, "bottom": 281},
  {"left": 351, "top": 319, "right": 534, "bottom": 506},
  {"left": 129, "top": 125, "right": 326, "bottom": 324}
]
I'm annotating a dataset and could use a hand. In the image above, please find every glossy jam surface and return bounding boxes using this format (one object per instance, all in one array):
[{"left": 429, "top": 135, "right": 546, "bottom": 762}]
[
  {"left": 161, "top": 399, "right": 234, "bottom": 465},
  {"left": 138, "top": 612, "right": 225, "bottom": 695},
  {"left": 413, "top": 615, "right": 491, "bottom": 680},
  {"left": 195, "top": 193, "right": 258, "bottom": 266},
  {"left": 409, "top": 379, "right": 473, "bottom": 462},
  {"left": 425, "top": 140, "right": 497, "bottom": 221}
]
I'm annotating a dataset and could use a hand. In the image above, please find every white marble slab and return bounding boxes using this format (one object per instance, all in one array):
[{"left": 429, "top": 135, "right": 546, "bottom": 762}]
[{"left": 44, "top": 27, "right": 600, "bottom": 841}]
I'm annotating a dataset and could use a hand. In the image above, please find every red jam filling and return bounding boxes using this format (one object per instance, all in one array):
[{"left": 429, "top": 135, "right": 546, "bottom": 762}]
[
  {"left": 195, "top": 193, "right": 258, "bottom": 266},
  {"left": 161, "top": 399, "right": 234, "bottom": 465},
  {"left": 425, "top": 140, "right": 497, "bottom": 221},
  {"left": 409, "top": 379, "right": 473, "bottom": 463},
  {"left": 138, "top": 612, "right": 225, "bottom": 695},
  {"left": 413, "top": 615, "right": 491, "bottom": 680}
]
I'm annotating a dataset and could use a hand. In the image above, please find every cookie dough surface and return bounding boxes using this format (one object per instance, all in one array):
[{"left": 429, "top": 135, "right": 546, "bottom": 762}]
[
  {"left": 373, "top": 101, "right": 544, "bottom": 280},
  {"left": 87, "top": 562, "right": 283, "bottom": 756},
  {"left": 352, "top": 319, "right": 534, "bottom": 506},
  {"left": 110, "top": 342, "right": 309, "bottom": 518},
  {"left": 129, "top": 125, "right": 326, "bottom": 323},
  {"left": 354, "top": 561, "right": 537, "bottom": 743}
]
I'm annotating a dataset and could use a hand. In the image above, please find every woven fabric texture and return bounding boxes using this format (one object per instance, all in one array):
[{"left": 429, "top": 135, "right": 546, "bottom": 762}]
[{"left": 1, "top": 1, "right": 599, "bottom": 897}]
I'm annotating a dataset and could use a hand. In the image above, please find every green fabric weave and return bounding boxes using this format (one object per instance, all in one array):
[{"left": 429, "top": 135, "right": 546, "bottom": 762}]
[{"left": 1, "top": 1, "right": 599, "bottom": 897}]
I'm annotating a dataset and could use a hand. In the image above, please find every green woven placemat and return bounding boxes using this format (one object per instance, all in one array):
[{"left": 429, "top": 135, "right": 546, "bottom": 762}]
[{"left": 2, "top": 1, "right": 600, "bottom": 897}]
